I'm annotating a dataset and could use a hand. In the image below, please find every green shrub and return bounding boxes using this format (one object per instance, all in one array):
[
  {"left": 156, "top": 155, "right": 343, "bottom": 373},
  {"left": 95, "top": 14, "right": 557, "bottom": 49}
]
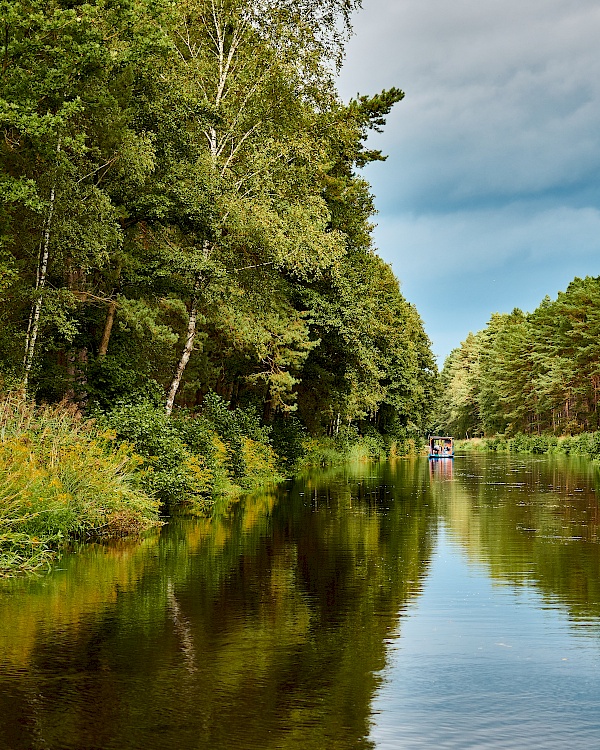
[
  {"left": 529, "top": 435, "right": 550, "bottom": 454},
  {"left": 202, "top": 393, "right": 273, "bottom": 480},
  {"left": 359, "top": 429, "right": 388, "bottom": 460},
  {"left": 85, "top": 356, "right": 164, "bottom": 411},
  {"left": 101, "top": 401, "right": 222, "bottom": 507},
  {"left": 462, "top": 431, "right": 600, "bottom": 458},
  {"left": 100, "top": 393, "right": 281, "bottom": 507},
  {"left": 270, "top": 416, "right": 307, "bottom": 471}
]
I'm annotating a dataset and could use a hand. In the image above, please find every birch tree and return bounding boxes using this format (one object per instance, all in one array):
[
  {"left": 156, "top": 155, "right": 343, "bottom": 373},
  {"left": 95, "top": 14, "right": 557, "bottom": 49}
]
[
  {"left": 0, "top": 0, "right": 167, "bottom": 393},
  {"left": 162, "top": 0, "right": 357, "bottom": 413}
]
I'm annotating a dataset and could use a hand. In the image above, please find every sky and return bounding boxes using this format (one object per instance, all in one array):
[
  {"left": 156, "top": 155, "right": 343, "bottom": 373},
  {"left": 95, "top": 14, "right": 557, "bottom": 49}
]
[{"left": 336, "top": 0, "right": 600, "bottom": 365}]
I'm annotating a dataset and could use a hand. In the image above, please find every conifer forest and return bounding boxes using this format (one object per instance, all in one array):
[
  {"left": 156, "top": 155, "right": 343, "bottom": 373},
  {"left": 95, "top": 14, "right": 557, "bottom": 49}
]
[{"left": 434, "top": 275, "right": 600, "bottom": 440}]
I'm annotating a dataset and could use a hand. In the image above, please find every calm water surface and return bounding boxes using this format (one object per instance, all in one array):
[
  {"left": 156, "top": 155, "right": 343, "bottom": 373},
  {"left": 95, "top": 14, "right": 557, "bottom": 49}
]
[{"left": 1, "top": 453, "right": 600, "bottom": 749}]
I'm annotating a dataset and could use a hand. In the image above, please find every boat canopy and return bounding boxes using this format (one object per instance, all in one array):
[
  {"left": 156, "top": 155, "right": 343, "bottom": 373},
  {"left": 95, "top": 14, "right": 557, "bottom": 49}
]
[{"left": 428, "top": 435, "right": 454, "bottom": 456}]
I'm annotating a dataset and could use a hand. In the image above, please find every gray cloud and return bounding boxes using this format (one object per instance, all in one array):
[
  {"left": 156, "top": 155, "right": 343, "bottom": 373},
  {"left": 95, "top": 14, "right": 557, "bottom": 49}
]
[
  {"left": 337, "top": 0, "right": 600, "bottom": 361},
  {"left": 339, "top": 0, "right": 600, "bottom": 212}
]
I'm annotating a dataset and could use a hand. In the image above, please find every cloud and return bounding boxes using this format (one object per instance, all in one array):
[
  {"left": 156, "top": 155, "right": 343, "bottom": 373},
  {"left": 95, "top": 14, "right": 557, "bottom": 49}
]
[
  {"left": 336, "top": 0, "right": 600, "bottom": 362},
  {"left": 339, "top": 0, "right": 600, "bottom": 212}
]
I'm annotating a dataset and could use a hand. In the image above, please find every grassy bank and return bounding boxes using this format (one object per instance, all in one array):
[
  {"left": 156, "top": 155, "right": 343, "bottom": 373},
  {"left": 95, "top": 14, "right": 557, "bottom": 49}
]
[
  {"left": 457, "top": 432, "right": 600, "bottom": 459},
  {"left": 1, "top": 392, "right": 424, "bottom": 575},
  {"left": 297, "top": 429, "right": 425, "bottom": 468},
  {"left": 0, "top": 396, "right": 160, "bottom": 574},
  {"left": 0, "top": 393, "right": 289, "bottom": 574}
]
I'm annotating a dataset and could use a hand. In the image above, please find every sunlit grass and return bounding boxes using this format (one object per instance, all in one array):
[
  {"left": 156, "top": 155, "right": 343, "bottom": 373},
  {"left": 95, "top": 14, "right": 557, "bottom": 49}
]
[
  {"left": 0, "top": 394, "right": 160, "bottom": 575},
  {"left": 457, "top": 432, "right": 600, "bottom": 458}
]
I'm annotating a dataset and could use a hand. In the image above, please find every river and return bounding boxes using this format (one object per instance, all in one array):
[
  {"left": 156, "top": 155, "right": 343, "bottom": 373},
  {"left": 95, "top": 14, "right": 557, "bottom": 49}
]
[{"left": 1, "top": 453, "right": 600, "bottom": 749}]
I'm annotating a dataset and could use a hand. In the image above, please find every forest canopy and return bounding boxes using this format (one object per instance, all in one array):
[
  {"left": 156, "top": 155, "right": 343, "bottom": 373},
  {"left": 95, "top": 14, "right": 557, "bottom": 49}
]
[
  {"left": 0, "top": 0, "right": 436, "bottom": 443},
  {"left": 434, "top": 276, "right": 600, "bottom": 438}
]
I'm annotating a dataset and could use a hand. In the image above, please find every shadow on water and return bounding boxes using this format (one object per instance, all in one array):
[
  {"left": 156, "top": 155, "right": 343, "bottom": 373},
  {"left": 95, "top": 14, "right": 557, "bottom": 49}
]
[{"left": 0, "top": 459, "right": 437, "bottom": 750}]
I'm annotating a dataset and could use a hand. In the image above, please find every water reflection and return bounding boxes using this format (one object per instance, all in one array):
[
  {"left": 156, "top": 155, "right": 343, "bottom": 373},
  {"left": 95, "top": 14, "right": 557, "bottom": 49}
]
[
  {"left": 1, "top": 455, "right": 600, "bottom": 749},
  {"left": 428, "top": 457, "right": 454, "bottom": 481},
  {"left": 431, "top": 453, "right": 600, "bottom": 623},
  {"left": 0, "top": 461, "right": 436, "bottom": 750},
  {"left": 367, "top": 453, "right": 600, "bottom": 749}
]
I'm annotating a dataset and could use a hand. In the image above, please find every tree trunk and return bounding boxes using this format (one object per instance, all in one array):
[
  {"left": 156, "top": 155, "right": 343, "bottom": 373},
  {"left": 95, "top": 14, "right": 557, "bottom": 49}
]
[
  {"left": 23, "top": 145, "right": 59, "bottom": 389},
  {"left": 98, "top": 299, "right": 118, "bottom": 357},
  {"left": 165, "top": 273, "right": 203, "bottom": 416}
]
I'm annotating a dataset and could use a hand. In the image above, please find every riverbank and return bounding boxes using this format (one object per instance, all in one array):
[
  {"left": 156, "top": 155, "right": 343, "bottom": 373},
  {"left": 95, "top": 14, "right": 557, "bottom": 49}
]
[
  {"left": 457, "top": 432, "right": 600, "bottom": 459},
  {"left": 1, "top": 394, "right": 423, "bottom": 575},
  {"left": 298, "top": 432, "right": 424, "bottom": 468},
  {"left": 0, "top": 396, "right": 160, "bottom": 575},
  {"left": 0, "top": 393, "right": 288, "bottom": 574}
]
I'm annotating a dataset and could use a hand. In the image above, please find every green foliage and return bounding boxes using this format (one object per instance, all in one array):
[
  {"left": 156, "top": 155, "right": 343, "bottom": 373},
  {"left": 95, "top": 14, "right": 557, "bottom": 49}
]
[
  {"left": 101, "top": 401, "right": 210, "bottom": 505},
  {"left": 461, "top": 430, "right": 600, "bottom": 458},
  {"left": 297, "top": 251, "right": 437, "bottom": 437},
  {"left": 270, "top": 416, "right": 308, "bottom": 471},
  {"left": 201, "top": 392, "right": 277, "bottom": 484},
  {"left": 1, "top": 0, "right": 437, "bottom": 532},
  {"left": 0, "top": 395, "right": 160, "bottom": 574},
  {"left": 435, "top": 276, "right": 600, "bottom": 440},
  {"left": 101, "top": 393, "right": 281, "bottom": 506},
  {"left": 84, "top": 356, "right": 165, "bottom": 411},
  {"left": 297, "top": 423, "right": 416, "bottom": 469}
]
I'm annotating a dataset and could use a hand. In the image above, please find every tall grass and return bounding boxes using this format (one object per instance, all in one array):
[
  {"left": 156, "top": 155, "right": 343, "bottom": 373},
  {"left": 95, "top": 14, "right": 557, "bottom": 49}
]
[
  {"left": 297, "top": 430, "right": 424, "bottom": 469},
  {"left": 458, "top": 431, "right": 600, "bottom": 459},
  {"left": 0, "top": 395, "right": 160, "bottom": 575}
]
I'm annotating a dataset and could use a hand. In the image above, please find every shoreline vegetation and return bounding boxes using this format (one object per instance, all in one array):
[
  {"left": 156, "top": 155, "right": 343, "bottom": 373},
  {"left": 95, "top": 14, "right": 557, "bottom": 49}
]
[
  {"left": 0, "top": 394, "right": 425, "bottom": 575},
  {"left": 457, "top": 433, "right": 600, "bottom": 460},
  {"left": 1, "top": 0, "right": 438, "bottom": 575},
  {"left": 3, "top": 389, "right": 599, "bottom": 577},
  {"left": 0, "top": 395, "right": 160, "bottom": 575}
]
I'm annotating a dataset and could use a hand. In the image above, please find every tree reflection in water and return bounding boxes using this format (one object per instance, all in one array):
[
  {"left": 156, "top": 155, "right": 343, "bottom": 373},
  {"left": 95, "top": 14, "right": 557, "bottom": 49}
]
[
  {"left": 2, "top": 454, "right": 600, "bottom": 749},
  {"left": 0, "top": 460, "right": 436, "bottom": 750}
]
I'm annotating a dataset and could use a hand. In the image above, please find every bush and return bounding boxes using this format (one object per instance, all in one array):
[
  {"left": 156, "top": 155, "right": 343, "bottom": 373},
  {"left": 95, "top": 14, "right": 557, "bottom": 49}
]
[
  {"left": 462, "top": 430, "right": 600, "bottom": 458},
  {"left": 100, "top": 393, "right": 281, "bottom": 508},
  {"left": 202, "top": 393, "right": 274, "bottom": 481},
  {"left": 563, "top": 432, "right": 600, "bottom": 457},
  {"left": 529, "top": 435, "right": 550, "bottom": 454},
  {"left": 270, "top": 416, "right": 307, "bottom": 471},
  {"left": 101, "top": 401, "right": 225, "bottom": 508},
  {"left": 358, "top": 429, "right": 388, "bottom": 461}
]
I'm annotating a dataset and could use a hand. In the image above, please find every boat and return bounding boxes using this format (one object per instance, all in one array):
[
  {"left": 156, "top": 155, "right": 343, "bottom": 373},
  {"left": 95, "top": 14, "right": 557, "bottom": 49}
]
[{"left": 428, "top": 435, "right": 454, "bottom": 459}]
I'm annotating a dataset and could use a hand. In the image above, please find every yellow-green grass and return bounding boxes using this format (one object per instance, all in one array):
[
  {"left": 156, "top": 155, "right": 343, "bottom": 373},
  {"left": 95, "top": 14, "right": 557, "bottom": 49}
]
[{"left": 0, "top": 395, "right": 160, "bottom": 575}]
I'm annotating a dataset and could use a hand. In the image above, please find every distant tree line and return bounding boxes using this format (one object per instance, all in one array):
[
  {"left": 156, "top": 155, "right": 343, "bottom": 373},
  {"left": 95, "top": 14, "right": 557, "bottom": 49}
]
[
  {"left": 434, "top": 276, "right": 600, "bottom": 438},
  {"left": 1, "top": 0, "right": 436, "bottom": 442}
]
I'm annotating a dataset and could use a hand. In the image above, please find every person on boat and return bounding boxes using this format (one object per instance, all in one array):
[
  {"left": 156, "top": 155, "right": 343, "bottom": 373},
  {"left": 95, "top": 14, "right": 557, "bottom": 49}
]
[{"left": 443, "top": 445, "right": 450, "bottom": 455}]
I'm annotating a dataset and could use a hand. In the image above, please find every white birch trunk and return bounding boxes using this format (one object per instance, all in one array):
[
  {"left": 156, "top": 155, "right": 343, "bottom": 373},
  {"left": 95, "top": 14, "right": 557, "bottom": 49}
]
[
  {"left": 98, "top": 299, "right": 118, "bottom": 358},
  {"left": 165, "top": 272, "right": 203, "bottom": 415},
  {"left": 164, "top": 5, "right": 249, "bottom": 415},
  {"left": 23, "top": 142, "right": 60, "bottom": 389}
]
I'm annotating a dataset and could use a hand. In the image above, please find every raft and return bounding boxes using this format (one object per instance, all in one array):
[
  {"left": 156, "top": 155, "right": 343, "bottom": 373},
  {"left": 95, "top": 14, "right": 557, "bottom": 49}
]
[{"left": 428, "top": 435, "right": 454, "bottom": 459}]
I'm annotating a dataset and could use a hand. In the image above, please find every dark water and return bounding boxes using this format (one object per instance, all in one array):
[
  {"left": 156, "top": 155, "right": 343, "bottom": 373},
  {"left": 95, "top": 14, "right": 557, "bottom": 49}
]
[{"left": 1, "top": 454, "right": 600, "bottom": 749}]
